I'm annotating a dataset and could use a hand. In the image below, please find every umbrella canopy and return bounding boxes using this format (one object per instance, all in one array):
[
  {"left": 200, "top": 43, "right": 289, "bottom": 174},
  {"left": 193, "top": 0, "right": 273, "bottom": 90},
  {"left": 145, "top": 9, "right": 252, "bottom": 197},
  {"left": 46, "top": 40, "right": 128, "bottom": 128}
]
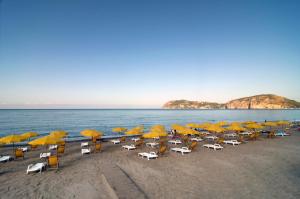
[
  {"left": 205, "top": 125, "right": 226, "bottom": 133},
  {"left": 143, "top": 130, "right": 167, "bottom": 138},
  {"left": 197, "top": 122, "right": 212, "bottom": 129},
  {"left": 243, "top": 121, "right": 257, "bottom": 125},
  {"left": 245, "top": 123, "right": 263, "bottom": 129},
  {"left": 215, "top": 121, "right": 228, "bottom": 126},
  {"left": 20, "top": 132, "right": 38, "bottom": 140},
  {"left": 186, "top": 123, "right": 200, "bottom": 128},
  {"left": 230, "top": 122, "right": 241, "bottom": 126},
  {"left": 179, "top": 128, "right": 200, "bottom": 135},
  {"left": 0, "top": 134, "right": 25, "bottom": 144},
  {"left": 80, "top": 129, "right": 103, "bottom": 138},
  {"left": 226, "top": 125, "right": 246, "bottom": 132},
  {"left": 28, "top": 136, "right": 64, "bottom": 146},
  {"left": 125, "top": 125, "right": 144, "bottom": 135},
  {"left": 150, "top": 125, "right": 166, "bottom": 133},
  {"left": 112, "top": 127, "right": 127, "bottom": 133},
  {"left": 50, "top": 130, "right": 68, "bottom": 138},
  {"left": 171, "top": 124, "right": 186, "bottom": 131},
  {"left": 277, "top": 121, "right": 290, "bottom": 126},
  {"left": 263, "top": 121, "right": 278, "bottom": 127}
]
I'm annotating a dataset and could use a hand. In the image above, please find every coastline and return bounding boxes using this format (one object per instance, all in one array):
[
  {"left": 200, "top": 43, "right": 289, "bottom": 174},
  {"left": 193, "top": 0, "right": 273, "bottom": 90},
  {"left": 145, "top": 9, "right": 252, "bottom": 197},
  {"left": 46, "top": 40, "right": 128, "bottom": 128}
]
[{"left": 1, "top": 128, "right": 300, "bottom": 199}]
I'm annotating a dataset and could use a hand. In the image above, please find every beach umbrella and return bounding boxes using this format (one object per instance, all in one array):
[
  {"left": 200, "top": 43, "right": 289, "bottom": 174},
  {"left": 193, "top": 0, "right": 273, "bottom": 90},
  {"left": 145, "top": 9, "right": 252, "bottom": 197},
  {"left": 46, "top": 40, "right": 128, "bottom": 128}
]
[
  {"left": 230, "top": 122, "right": 241, "bottom": 126},
  {"left": 20, "top": 132, "right": 39, "bottom": 140},
  {"left": 263, "top": 121, "right": 278, "bottom": 127},
  {"left": 28, "top": 136, "right": 64, "bottom": 146},
  {"left": 197, "top": 122, "right": 212, "bottom": 129},
  {"left": 205, "top": 125, "right": 226, "bottom": 133},
  {"left": 243, "top": 121, "right": 257, "bottom": 125},
  {"left": 186, "top": 123, "right": 200, "bottom": 128},
  {"left": 143, "top": 130, "right": 167, "bottom": 139},
  {"left": 112, "top": 127, "right": 127, "bottom": 133},
  {"left": 150, "top": 125, "right": 166, "bottom": 133},
  {"left": 277, "top": 121, "right": 290, "bottom": 126},
  {"left": 0, "top": 134, "right": 25, "bottom": 145},
  {"left": 50, "top": 130, "right": 68, "bottom": 138},
  {"left": 171, "top": 124, "right": 186, "bottom": 131},
  {"left": 245, "top": 123, "right": 263, "bottom": 130},
  {"left": 215, "top": 121, "right": 228, "bottom": 127},
  {"left": 226, "top": 125, "right": 246, "bottom": 132},
  {"left": 125, "top": 125, "right": 144, "bottom": 135},
  {"left": 179, "top": 128, "right": 200, "bottom": 135},
  {"left": 80, "top": 129, "right": 103, "bottom": 138}
]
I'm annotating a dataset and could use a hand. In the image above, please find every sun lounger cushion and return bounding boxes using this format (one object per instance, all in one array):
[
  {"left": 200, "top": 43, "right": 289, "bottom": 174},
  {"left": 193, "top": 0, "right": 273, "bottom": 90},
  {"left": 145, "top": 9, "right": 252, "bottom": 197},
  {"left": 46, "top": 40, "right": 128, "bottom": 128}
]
[
  {"left": 40, "top": 152, "right": 51, "bottom": 159},
  {"left": 81, "top": 148, "right": 91, "bottom": 154},
  {"left": 81, "top": 142, "right": 89, "bottom": 147},
  {"left": 27, "top": 162, "right": 46, "bottom": 174},
  {"left": 0, "top": 156, "right": 13, "bottom": 162}
]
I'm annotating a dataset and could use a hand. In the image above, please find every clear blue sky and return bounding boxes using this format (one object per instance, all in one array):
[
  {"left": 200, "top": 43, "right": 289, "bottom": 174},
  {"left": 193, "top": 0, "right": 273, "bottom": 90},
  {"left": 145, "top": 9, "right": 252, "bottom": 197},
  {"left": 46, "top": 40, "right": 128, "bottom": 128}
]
[{"left": 0, "top": 0, "right": 300, "bottom": 108}]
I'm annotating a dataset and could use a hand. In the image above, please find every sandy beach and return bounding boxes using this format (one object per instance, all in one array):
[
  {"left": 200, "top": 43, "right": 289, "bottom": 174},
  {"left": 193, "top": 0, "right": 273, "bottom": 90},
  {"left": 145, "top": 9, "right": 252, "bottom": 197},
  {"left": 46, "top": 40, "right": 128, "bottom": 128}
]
[{"left": 1, "top": 129, "right": 300, "bottom": 199}]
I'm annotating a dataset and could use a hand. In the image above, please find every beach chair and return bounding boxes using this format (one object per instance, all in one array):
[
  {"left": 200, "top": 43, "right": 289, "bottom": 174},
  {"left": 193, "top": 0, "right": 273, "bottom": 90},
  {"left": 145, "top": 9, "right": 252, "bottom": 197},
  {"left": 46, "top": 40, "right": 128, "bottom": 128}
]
[
  {"left": 95, "top": 143, "right": 101, "bottom": 152},
  {"left": 135, "top": 140, "right": 144, "bottom": 148},
  {"left": 30, "top": 145, "right": 38, "bottom": 150},
  {"left": 122, "top": 144, "right": 136, "bottom": 150},
  {"left": 92, "top": 136, "right": 97, "bottom": 143},
  {"left": 223, "top": 140, "right": 241, "bottom": 146},
  {"left": 203, "top": 144, "right": 223, "bottom": 150},
  {"left": 15, "top": 148, "right": 24, "bottom": 159},
  {"left": 47, "top": 155, "right": 59, "bottom": 169},
  {"left": 40, "top": 152, "right": 51, "bottom": 159},
  {"left": 82, "top": 148, "right": 91, "bottom": 154},
  {"left": 119, "top": 136, "right": 126, "bottom": 142},
  {"left": 27, "top": 162, "right": 46, "bottom": 174},
  {"left": 171, "top": 147, "right": 192, "bottom": 155},
  {"left": 57, "top": 146, "right": 65, "bottom": 155},
  {"left": 81, "top": 142, "right": 89, "bottom": 147},
  {"left": 0, "top": 155, "right": 13, "bottom": 162},
  {"left": 138, "top": 152, "right": 158, "bottom": 160},
  {"left": 110, "top": 139, "right": 121, "bottom": 144},
  {"left": 189, "top": 141, "right": 198, "bottom": 151},
  {"left": 267, "top": 132, "right": 276, "bottom": 138},
  {"left": 157, "top": 145, "right": 167, "bottom": 156}
]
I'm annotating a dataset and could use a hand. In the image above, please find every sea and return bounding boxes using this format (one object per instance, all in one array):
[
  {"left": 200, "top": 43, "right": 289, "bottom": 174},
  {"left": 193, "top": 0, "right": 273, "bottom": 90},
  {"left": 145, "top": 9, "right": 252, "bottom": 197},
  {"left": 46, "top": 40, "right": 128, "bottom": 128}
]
[{"left": 0, "top": 109, "right": 300, "bottom": 139}]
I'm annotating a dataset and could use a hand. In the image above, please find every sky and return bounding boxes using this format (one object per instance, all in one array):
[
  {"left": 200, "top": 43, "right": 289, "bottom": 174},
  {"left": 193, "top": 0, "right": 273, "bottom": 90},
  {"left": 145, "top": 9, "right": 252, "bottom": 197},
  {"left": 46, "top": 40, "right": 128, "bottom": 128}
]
[{"left": 0, "top": 0, "right": 300, "bottom": 108}]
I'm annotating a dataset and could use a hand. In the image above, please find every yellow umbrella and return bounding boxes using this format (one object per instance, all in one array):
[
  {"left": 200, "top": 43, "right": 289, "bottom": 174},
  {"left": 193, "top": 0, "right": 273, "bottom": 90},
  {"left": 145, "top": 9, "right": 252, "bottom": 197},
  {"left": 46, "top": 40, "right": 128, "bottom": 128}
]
[
  {"left": 50, "top": 130, "right": 68, "bottom": 138},
  {"left": 245, "top": 123, "right": 263, "bottom": 130},
  {"left": 20, "top": 132, "right": 38, "bottom": 140},
  {"left": 197, "top": 122, "right": 212, "bottom": 129},
  {"left": 112, "top": 127, "right": 127, "bottom": 133},
  {"left": 143, "top": 131, "right": 167, "bottom": 138},
  {"left": 28, "top": 136, "right": 64, "bottom": 146},
  {"left": 277, "top": 120, "right": 290, "bottom": 125},
  {"left": 230, "top": 122, "right": 241, "bottom": 126},
  {"left": 215, "top": 121, "right": 228, "bottom": 126},
  {"left": 125, "top": 125, "right": 144, "bottom": 135},
  {"left": 186, "top": 123, "right": 200, "bottom": 128},
  {"left": 263, "top": 121, "right": 278, "bottom": 127},
  {"left": 178, "top": 128, "right": 200, "bottom": 135},
  {"left": 0, "top": 134, "right": 25, "bottom": 144},
  {"left": 243, "top": 121, "right": 256, "bottom": 124},
  {"left": 171, "top": 124, "right": 186, "bottom": 131},
  {"left": 226, "top": 125, "right": 246, "bottom": 132},
  {"left": 205, "top": 125, "right": 226, "bottom": 133},
  {"left": 150, "top": 125, "right": 166, "bottom": 132},
  {"left": 80, "top": 129, "right": 103, "bottom": 138}
]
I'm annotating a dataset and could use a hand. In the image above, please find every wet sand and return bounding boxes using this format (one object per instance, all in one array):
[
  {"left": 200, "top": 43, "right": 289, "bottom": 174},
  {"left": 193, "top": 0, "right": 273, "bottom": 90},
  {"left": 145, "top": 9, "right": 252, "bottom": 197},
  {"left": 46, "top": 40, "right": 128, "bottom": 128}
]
[{"left": 1, "top": 129, "right": 300, "bottom": 199}]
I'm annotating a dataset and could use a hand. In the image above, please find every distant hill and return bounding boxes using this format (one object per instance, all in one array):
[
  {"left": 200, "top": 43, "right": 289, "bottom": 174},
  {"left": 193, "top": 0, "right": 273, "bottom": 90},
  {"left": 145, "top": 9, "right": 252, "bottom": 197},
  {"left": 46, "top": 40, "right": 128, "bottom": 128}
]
[{"left": 163, "top": 94, "right": 300, "bottom": 109}]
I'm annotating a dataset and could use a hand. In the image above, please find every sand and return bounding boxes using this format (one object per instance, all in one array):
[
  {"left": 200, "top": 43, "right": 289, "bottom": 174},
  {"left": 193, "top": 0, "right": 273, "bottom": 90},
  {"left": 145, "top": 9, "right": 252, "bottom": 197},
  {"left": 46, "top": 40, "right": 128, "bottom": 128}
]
[{"left": 1, "top": 129, "right": 300, "bottom": 199}]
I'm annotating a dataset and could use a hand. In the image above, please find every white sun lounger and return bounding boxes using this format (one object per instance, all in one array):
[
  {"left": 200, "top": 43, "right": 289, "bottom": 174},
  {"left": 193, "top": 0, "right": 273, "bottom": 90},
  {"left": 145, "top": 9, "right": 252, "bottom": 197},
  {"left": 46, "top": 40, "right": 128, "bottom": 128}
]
[
  {"left": 40, "top": 152, "right": 51, "bottom": 159},
  {"left": 122, "top": 145, "right": 136, "bottom": 150},
  {"left": 205, "top": 136, "right": 218, "bottom": 140},
  {"left": 131, "top": 138, "right": 140, "bottom": 142},
  {"left": 223, "top": 140, "right": 241, "bottom": 146},
  {"left": 0, "top": 156, "right": 13, "bottom": 162},
  {"left": 18, "top": 147, "right": 28, "bottom": 152},
  {"left": 275, "top": 132, "right": 290, "bottom": 136},
  {"left": 49, "top": 145, "right": 58, "bottom": 150},
  {"left": 239, "top": 132, "right": 252, "bottom": 136},
  {"left": 191, "top": 138, "right": 203, "bottom": 142},
  {"left": 224, "top": 133, "right": 237, "bottom": 138},
  {"left": 27, "top": 162, "right": 46, "bottom": 174},
  {"left": 110, "top": 139, "right": 121, "bottom": 144},
  {"left": 168, "top": 140, "right": 182, "bottom": 145},
  {"left": 81, "top": 148, "right": 91, "bottom": 155},
  {"left": 171, "top": 147, "right": 191, "bottom": 155},
  {"left": 81, "top": 142, "right": 89, "bottom": 147},
  {"left": 146, "top": 142, "right": 159, "bottom": 148},
  {"left": 138, "top": 152, "right": 158, "bottom": 160},
  {"left": 203, "top": 144, "right": 223, "bottom": 150}
]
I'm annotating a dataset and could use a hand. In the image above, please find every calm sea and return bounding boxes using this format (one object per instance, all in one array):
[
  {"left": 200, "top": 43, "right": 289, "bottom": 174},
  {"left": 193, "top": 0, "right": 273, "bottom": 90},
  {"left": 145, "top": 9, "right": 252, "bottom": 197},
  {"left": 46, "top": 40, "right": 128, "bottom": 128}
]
[{"left": 0, "top": 109, "right": 300, "bottom": 138}]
